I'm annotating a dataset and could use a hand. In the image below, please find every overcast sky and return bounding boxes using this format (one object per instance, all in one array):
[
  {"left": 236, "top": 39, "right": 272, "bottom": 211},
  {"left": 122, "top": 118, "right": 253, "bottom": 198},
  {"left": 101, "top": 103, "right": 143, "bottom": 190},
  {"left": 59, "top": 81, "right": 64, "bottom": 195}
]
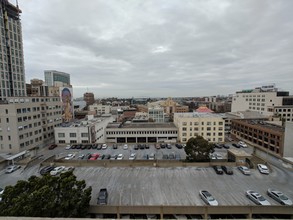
[{"left": 18, "top": 0, "right": 293, "bottom": 98}]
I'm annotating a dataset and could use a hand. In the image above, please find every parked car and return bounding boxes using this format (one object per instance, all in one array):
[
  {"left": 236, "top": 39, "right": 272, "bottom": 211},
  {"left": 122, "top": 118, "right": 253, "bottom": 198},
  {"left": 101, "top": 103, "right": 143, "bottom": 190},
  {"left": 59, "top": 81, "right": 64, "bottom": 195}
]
[
  {"left": 102, "top": 144, "right": 107, "bottom": 150},
  {"left": 213, "top": 166, "right": 224, "bottom": 175},
  {"left": 89, "top": 153, "right": 100, "bottom": 160},
  {"left": 65, "top": 145, "right": 71, "bottom": 150},
  {"left": 134, "top": 145, "right": 138, "bottom": 150},
  {"left": 76, "top": 144, "right": 81, "bottom": 149},
  {"left": 267, "top": 188, "right": 293, "bottom": 205},
  {"left": 155, "top": 144, "right": 161, "bottom": 149},
  {"left": 97, "top": 188, "right": 108, "bottom": 205},
  {"left": 257, "top": 164, "right": 269, "bottom": 174},
  {"left": 71, "top": 144, "right": 77, "bottom": 149},
  {"left": 149, "top": 153, "right": 155, "bottom": 160},
  {"left": 221, "top": 166, "right": 233, "bottom": 175},
  {"left": 166, "top": 144, "right": 172, "bottom": 149},
  {"left": 5, "top": 165, "right": 21, "bottom": 174},
  {"left": 199, "top": 190, "right": 218, "bottom": 206},
  {"left": 175, "top": 143, "right": 183, "bottom": 149},
  {"left": 214, "top": 143, "right": 222, "bottom": 149},
  {"left": 110, "top": 154, "right": 118, "bottom": 160},
  {"left": 223, "top": 144, "right": 230, "bottom": 149},
  {"left": 123, "top": 144, "right": 128, "bottom": 150},
  {"left": 112, "top": 144, "right": 118, "bottom": 149},
  {"left": 92, "top": 144, "right": 97, "bottom": 149},
  {"left": 129, "top": 153, "right": 136, "bottom": 160},
  {"left": 50, "top": 166, "right": 65, "bottom": 176},
  {"left": 49, "top": 144, "right": 57, "bottom": 150},
  {"left": 139, "top": 144, "right": 145, "bottom": 150},
  {"left": 117, "top": 154, "right": 124, "bottom": 160},
  {"left": 64, "top": 153, "right": 75, "bottom": 160},
  {"left": 160, "top": 143, "right": 166, "bottom": 149},
  {"left": 61, "top": 166, "right": 75, "bottom": 173},
  {"left": 238, "top": 166, "right": 251, "bottom": 175},
  {"left": 97, "top": 144, "right": 102, "bottom": 150},
  {"left": 246, "top": 190, "right": 271, "bottom": 205},
  {"left": 86, "top": 153, "right": 92, "bottom": 159},
  {"left": 238, "top": 141, "right": 247, "bottom": 148},
  {"left": 103, "top": 154, "right": 111, "bottom": 160},
  {"left": 143, "top": 153, "right": 149, "bottom": 160},
  {"left": 145, "top": 144, "right": 150, "bottom": 149},
  {"left": 78, "top": 154, "right": 85, "bottom": 159},
  {"left": 40, "top": 165, "right": 55, "bottom": 175},
  {"left": 81, "top": 144, "right": 87, "bottom": 150},
  {"left": 232, "top": 143, "right": 240, "bottom": 148}
]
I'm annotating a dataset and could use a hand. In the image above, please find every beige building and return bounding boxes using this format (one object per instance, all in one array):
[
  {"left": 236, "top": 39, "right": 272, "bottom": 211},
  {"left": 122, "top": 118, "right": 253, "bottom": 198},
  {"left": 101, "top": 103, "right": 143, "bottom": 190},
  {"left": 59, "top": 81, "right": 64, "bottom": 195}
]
[
  {"left": 231, "top": 85, "right": 289, "bottom": 116},
  {"left": 148, "top": 97, "right": 189, "bottom": 116},
  {"left": 0, "top": 96, "right": 62, "bottom": 154},
  {"left": 174, "top": 112, "right": 225, "bottom": 143},
  {"left": 88, "top": 103, "right": 111, "bottom": 115}
]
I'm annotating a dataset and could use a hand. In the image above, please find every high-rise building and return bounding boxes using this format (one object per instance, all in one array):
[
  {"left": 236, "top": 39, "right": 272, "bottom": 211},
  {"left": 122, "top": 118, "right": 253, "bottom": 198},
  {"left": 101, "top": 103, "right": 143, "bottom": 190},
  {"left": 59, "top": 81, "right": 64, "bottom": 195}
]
[
  {"left": 44, "top": 70, "right": 70, "bottom": 87},
  {"left": 0, "top": 0, "right": 26, "bottom": 100}
]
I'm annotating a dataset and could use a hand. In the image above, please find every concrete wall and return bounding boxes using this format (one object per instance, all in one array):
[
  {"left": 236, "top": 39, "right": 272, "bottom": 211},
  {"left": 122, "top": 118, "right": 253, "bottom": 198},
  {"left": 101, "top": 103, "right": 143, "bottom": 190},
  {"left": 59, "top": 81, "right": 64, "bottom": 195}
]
[{"left": 284, "top": 121, "right": 293, "bottom": 157}]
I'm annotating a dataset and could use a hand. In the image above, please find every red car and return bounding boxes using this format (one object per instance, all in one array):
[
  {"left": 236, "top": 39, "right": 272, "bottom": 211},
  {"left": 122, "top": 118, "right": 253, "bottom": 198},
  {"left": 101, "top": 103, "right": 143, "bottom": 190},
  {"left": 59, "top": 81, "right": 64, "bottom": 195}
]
[
  {"left": 49, "top": 144, "right": 57, "bottom": 150},
  {"left": 89, "top": 153, "right": 100, "bottom": 160}
]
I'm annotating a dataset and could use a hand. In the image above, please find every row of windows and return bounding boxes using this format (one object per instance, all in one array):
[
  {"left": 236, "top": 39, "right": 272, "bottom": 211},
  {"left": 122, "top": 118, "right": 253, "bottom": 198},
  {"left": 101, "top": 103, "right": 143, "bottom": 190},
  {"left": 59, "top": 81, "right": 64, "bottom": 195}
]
[
  {"left": 182, "top": 126, "right": 223, "bottom": 131},
  {"left": 106, "top": 130, "right": 177, "bottom": 135},
  {"left": 182, "top": 132, "right": 224, "bottom": 137},
  {"left": 182, "top": 121, "right": 223, "bottom": 126},
  {"left": 182, "top": 137, "right": 223, "bottom": 142}
]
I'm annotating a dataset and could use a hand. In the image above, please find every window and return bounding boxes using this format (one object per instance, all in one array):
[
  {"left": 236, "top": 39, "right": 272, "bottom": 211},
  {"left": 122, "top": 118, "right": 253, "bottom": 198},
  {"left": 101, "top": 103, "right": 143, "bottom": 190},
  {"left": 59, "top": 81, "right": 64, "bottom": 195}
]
[
  {"left": 70, "top": 133, "right": 76, "bottom": 137},
  {"left": 58, "top": 133, "right": 65, "bottom": 138},
  {"left": 81, "top": 133, "right": 88, "bottom": 137}
]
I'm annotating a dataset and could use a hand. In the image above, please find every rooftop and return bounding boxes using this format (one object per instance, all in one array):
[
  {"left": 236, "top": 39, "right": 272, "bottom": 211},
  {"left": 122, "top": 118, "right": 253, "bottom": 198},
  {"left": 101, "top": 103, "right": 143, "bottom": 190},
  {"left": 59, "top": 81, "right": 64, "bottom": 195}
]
[
  {"left": 232, "top": 119, "right": 284, "bottom": 132},
  {"left": 174, "top": 112, "right": 224, "bottom": 119},
  {"left": 107, "top": 122, "right": 177, "bottom": 129}
]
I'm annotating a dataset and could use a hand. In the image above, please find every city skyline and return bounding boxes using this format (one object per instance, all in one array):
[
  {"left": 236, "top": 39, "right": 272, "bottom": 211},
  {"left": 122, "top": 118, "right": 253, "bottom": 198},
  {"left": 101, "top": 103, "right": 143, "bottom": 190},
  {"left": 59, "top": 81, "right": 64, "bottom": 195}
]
[{"left": 19, "top": 0, "right": 293, "bottom": 98}]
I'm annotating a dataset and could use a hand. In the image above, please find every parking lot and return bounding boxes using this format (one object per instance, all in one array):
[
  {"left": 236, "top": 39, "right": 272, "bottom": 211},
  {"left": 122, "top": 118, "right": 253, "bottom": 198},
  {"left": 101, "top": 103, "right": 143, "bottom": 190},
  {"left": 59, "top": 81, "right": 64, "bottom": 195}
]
[{"left": 1, "top": 142, "right": 292, "bottom": 210}]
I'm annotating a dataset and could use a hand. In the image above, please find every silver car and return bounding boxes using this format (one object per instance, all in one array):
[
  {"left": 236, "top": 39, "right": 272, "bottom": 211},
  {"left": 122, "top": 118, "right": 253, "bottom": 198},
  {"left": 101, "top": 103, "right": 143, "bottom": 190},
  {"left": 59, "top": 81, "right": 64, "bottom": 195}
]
[
  {"left": 267, "top": 188, "right": 293, "bottom": 205},
  {"left": 199, "top": 190, "right": 218, "bottom": 206},
  {"left": 5, "top": 165, "right": 21, "bottom": 174},
  {"left": 246, "top": 190, "right": 270, "bottom": 205},
  {"left": 238, "top": 166, "right": 251, "bottom": 175}
]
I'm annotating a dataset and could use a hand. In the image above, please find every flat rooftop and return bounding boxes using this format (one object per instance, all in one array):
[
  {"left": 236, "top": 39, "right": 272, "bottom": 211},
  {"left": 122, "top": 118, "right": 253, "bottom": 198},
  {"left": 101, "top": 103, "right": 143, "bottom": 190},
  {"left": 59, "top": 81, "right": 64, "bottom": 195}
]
[
  {"left": 106, "top": 122, "right": 177, "bottom": 129},
  {"left": 174, "top": 112, "right": 224, "bottom": 119},
  {"left": 234, "top": 119, "right": 284, "bottom": 132}
]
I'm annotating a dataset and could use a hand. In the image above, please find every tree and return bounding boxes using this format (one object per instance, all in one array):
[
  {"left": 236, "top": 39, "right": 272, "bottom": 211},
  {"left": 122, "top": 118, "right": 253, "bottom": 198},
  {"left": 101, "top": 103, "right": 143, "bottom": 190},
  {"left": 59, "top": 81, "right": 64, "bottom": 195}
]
[
  {"left": 184, "top": 136, "right": 214, "bottom": 162},
  {"left": 0, "top": 171, "right": 92, "bottom": 218}
]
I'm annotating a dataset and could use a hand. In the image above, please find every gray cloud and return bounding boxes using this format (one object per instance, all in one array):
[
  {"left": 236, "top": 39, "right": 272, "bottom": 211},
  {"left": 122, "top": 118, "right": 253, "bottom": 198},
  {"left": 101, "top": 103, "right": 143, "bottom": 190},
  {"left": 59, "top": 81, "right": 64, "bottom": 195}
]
[{"left": 19, "top": 0, "right": 293, "bottom": 98}]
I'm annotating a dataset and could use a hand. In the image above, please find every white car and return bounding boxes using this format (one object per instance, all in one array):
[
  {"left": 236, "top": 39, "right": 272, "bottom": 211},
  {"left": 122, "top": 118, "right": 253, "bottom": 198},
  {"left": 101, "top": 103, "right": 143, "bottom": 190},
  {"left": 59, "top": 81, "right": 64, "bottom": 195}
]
[
  {"left": 50, "top": 166, "right": 65, "bottom": 176},
  {"left": 5, "top": 165, "right": 21, "bottom": 174},
  {"left": 246, "top": 190, "right": 271, "bottom": 205},
  {"left": 61, "top": 166, "right": 75, "bottom": 173},
  {"left": 149, "top": 153, "right": 155, "bottom": 160},
  {"left": 238, "top": 141, "right": 247, "bottom": 148},
  {"left": 257, "top": 164, "right": 269, "bottom": 174},
  {"left": 117, "top": 154, "right": 124, "bottom": 160},
  {"left": 199, "top": 190, "right": 218, "bottom": 206},
  {"left": 102, "top": 144, "right": 107, "bottom": 149},
  {"left": 238, "top": 166, "right": 251, "bottom": 175},
  {"left": 64, "top": 153, "right": 75, "bottom": 160},
  {"left": 267, "top": 188, "right": 293, "bottom": 205},
  {"left": 129, "top": 153, "right": 136, "bottom": 160},
  {"left": 65, "top": 145, "right": 71, "bottom": 150},
  {"left": 123, "top": 144, "right": 128, "bottom": 150}
]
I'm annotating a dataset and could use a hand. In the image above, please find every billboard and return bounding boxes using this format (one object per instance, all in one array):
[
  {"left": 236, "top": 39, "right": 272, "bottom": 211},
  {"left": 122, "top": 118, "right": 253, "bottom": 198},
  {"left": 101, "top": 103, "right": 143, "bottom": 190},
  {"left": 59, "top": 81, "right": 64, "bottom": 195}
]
[{"left": 60, "top": 87, "right": 74, "bottom": 122}]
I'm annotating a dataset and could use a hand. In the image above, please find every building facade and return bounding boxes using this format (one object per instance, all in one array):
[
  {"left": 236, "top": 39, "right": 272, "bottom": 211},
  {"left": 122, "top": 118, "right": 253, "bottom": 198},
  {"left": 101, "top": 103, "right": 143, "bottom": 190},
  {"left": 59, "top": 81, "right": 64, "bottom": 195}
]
[
  {"left": 44, "top": 70, "right": 70, "bottom": 87},
  {"left": 231, "top": 119, "right": 285, "bottom": 156},
  {"left": 273, "top": 106, "right": 293, "bottom": 123},
  {"left": 148, "top": 107, "right": 165, "bottom": 123},
  {"left": 0, "top": 96, "right": 62, "bottom": 153},
  {"left": 89, "top": 103, "right": 111, "bottom": 115},
  {"left": 231, "top": 85, "right": 290, "bottom": 116},
  {"left": 0, "top": 0, "right": 26, "bottom": 100},
  {"left": 54, "top": 116, "right": 114, "bottom": 144},
  {"left": 106, "top": 122, "right": 178, "bottom": 143},
  {"left": 173, "top": 112, "right": 225, "bottom": 143}
]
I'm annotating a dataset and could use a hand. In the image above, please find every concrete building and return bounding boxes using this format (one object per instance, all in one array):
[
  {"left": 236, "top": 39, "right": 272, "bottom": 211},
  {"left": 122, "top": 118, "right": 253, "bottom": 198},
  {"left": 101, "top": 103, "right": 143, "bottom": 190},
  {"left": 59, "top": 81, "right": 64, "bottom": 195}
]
[
  {"left": 26, "top": 79, "right": 49, "bottom": 97},
  {"left": 54, "top": 115, "right": 114, "bottom": 144},
  {"left": 273, "top": 106, "right": 293, "bottom": 123},
  {"left": 231, "top": 84, "right": 291, "bottom": 116},
  {"left": 44, "top": 70, "right": 70, "bottom": 87},
  {"left": 148, "top": 107, "right": 165, "bottom": 123},
  {"left": 148, "top": 97, "right": 189, "bottom": 116},
  {"left": 106, "top": 122, "right": 178, "bottom": 143},
  {"left": 0, "top": 0, "right": 26, "bottom": 100},
  {"left": 283, "top": 122, "right": 293, "bottom": 158},
  {"left": 89, "top": 103, "right": 111, "bottom": 115},
  {"left": 173, "top": 112, "right": 225, "bottom": 143},
  {"left": 0, "top": 96, "right": 62, "bottom": 154}
]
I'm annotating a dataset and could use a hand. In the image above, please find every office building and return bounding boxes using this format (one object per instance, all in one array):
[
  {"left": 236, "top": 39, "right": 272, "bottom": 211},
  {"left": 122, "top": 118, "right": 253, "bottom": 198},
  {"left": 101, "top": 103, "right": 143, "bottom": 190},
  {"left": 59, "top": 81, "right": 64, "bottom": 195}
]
[
  {"left": 106, "top": 122, "right": 178, "bottom": 143},
  {"left": 0, "top": 96, "right": 62, "bottom": 154},
  {"left": 0, "top": 0, "right": 26, "bottom": 100},
  {"left": 44, "top": 70, "right": 70, "bottom": 87},
  {"left": 88, "top": 103, "right": 111, "bottom": 115},
  {"left": 54, "top": 115, "right": 114, "bottom": 144},
  {"left": 231, "top": 84, "right": 291, "bottom": 116},
  {"left": 173, "top": 112, "right": 225, "bottom": 143}
]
